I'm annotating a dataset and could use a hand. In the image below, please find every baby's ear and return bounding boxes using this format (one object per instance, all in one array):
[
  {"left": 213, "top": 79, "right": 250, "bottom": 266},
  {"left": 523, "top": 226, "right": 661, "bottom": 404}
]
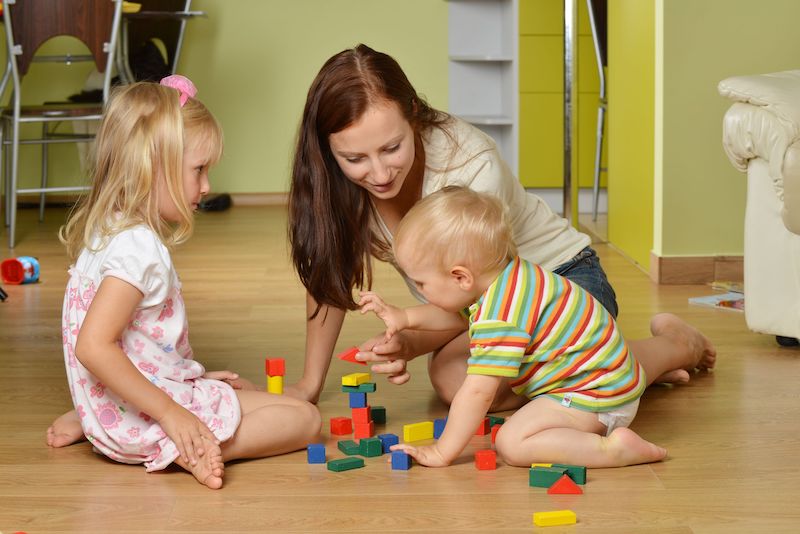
[{"left": 450, "top": 266, "right": 474, "bottom": 290}]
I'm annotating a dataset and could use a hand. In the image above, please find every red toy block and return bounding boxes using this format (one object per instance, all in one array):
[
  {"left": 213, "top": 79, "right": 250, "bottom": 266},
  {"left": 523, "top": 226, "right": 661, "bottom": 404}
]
[
  {"left": 547, "top": 474, "right": 583, "bottom": 494},
  {"left": 491, "top": 423, "right": 501, "bottom": 444},
  {"left": 337, "top": 346, "right": 367, "bottom": 365},
  {"left": 352, "top": 406, "right": 372, "bottom": 424},
  {"left": 354, "top": 421, "right": 375, "bottom": 439},
  {"left": 330, "top": 416, "right": 353, "bottom": 435},
  {"left": 474, "top": 416, "right": 491, "bottom": 435},
  {"left": 475, "top": 449, "right": 496, "bottom": 470},
  {"left": 265, "top": 357, "right": 285, "bottom": 376}
]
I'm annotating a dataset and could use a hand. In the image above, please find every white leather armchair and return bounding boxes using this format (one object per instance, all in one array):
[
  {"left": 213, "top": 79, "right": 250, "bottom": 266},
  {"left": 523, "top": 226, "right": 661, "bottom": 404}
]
[{"left": 719, "top": 70, "right": 800, "bottom": 345}]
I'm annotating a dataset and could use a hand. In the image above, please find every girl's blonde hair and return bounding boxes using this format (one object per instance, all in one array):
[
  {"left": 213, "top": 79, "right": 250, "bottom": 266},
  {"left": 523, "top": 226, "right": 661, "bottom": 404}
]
[
  {"left": 60, "top": 81, "right": 223, "bottom": 260},
  {"left": 394, "top": 185, "right": 517, "bottom": 275}
]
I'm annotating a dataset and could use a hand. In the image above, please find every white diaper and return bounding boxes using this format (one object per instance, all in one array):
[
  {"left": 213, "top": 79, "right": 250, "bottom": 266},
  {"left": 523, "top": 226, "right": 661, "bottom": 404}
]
[{"left": 597, "top": 399, "right": 640, "bottom": 436}]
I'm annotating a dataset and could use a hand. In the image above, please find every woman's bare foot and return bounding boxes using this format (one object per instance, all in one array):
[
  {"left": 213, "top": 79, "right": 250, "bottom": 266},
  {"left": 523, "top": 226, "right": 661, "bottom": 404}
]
[
  {"left": 175, "top": 437, "right": 225, "bottom": 489},
  {"left": 604, "top": 427, "right": 667, "bottom": 466},
  {"left": 650, "top": 313, "right": 716, "bottom": 384},
  {"left": 46, "top": 410, "right": 86, "bottom": 448}
]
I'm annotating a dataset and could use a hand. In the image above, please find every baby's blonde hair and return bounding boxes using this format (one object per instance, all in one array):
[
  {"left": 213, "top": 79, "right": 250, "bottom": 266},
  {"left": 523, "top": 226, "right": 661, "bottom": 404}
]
[
  {"left": 60, "top": 81, "right": 223, "bottom": 260},
  {"left": 394, "top": 186, "right": 517, "bottom": 275}
]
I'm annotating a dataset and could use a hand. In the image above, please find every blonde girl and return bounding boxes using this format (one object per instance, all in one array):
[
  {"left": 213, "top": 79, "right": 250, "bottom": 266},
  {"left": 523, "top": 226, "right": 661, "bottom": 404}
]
[{"left": 49, "top": 76, "right": 320, "bottom": 489}]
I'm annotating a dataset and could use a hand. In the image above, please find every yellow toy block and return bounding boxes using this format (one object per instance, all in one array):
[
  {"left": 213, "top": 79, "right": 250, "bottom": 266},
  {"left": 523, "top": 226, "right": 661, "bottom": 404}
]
[
  {"left": 403, "top": 421, "right": 434, "bottom": 442},
  {"left": 532, "top": 510, "right": 576, "bottom": 527},
  {"left": 341, "top": 372, "right": 371, "bottom": 386},
  {"left": 267, "top": 375, "right": 284, "bottom": 394},
  {"left": 531, "top": 463, "right": 553, "bottom": 468}
]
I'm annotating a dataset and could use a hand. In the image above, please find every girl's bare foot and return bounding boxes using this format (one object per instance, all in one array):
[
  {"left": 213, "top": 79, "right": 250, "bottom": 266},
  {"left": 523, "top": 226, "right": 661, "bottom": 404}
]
[
  {"left": 46, "top": 410, "right": 86, "bottom": 448},
  {"left": 175, "top": 437, "right": 225, "bottom": 489},
  {"left": 650, "top": 313, "right": 716, "bottom": 384},
  {"left": 605, "top": 427, "right": 667, "bottom": 466}
]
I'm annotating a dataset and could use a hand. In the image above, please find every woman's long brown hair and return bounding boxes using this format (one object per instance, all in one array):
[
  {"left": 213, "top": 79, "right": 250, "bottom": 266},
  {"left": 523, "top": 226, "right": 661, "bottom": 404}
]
[{"left": 288, "top": 44, "right": 446, "bottom": 318}]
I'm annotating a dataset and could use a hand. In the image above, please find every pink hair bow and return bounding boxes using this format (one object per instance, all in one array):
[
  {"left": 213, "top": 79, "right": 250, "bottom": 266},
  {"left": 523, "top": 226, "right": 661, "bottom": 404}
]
[{"left": 160, "top": 74, "right": 197, "bottom": 107}]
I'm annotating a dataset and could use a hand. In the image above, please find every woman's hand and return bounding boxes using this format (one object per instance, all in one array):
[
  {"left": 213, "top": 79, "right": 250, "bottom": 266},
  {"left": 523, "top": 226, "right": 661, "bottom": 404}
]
[
  {"left": 157, "top": 403, "right": 220, "bottom": 466},
  {"left": 356, "top": 332, "right": 413, "bottom": 385},
  {"left": 389, "top": 443, "right": 452, "bottom": 467}
]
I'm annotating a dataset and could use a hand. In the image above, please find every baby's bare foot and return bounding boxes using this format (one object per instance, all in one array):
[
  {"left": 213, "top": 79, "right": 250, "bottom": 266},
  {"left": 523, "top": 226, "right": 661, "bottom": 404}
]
[
  {"left": 651, "top": 313, "right": 717, "bottom": 373},
  {"left": 605, "top": 427, "right": 667, "bottom": 466},
  {"left": 46, "top": 410, "right": 85, "bottom": 448},
  {"left": 175, "top": 437, "right": 225, "bottom": 489}
]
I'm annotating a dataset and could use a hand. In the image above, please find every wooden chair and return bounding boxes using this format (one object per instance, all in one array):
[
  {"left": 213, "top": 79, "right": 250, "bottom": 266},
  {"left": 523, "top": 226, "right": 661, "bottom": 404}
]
[{"left": 1, "top": 0, "right": 123, "bottom": 248}]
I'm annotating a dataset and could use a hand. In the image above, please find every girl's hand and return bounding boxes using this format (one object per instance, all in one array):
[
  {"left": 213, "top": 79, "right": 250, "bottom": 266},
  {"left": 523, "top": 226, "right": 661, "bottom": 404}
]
[
  {"left": 203, "top": 370, "right": 258, "bottom": 391},
  {"left": 358, "top": 291, "right": 407, "bottom": 338},
  {"left": 157, "top": 403, "right": 220, "bottom": 466},
  {"left": 357, "top": 333, "right": 412, "bottom": 385},
  {"left": 389, "top": 443, "right": 452, "bottom": 467}
]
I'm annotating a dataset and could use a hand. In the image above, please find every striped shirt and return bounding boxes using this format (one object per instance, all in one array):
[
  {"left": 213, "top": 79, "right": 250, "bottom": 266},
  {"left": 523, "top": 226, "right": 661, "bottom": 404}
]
[{"left": 466, "top": 257, "right": 645, "bottom": 412}]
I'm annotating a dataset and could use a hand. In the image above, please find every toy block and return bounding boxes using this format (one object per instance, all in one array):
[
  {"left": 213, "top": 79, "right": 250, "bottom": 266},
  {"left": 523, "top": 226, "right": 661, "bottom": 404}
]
[
  {"left": 342, "top": 372, "right": 371, "bottom": 386},
  {"left": 337, "top": 346, "right": 367, "bottom": 365},
  {"left": 349, "top": 392, "right": 367, "bottom": 408},
  {"left": 488, "top": 415, "right": 505, "bottom": 427},
  {"left": 378, "top": 433, "right": 399, "bottom": 453},
  {"left": 433, "top": 418, "right": 447, "bottom": 439},
  {"left": 351, "top": 406, "right": 371, "bottom": 424},
  {"left": 531, "top": 463, "right": 552, "bottom": 468},
  {"left": 267, "top": 375, "right": 283, "bottom": 395},
  {"left": 341, "top": 382, "right": 376, "bottom": 393},
  {"left": 306, "top": 443, "right": 326, "bottom": 464},
  {"left": 354, "top": 421, "right": 374, "bottom": 439},
  {"left": 475, "top": 449, "right": 496, "bottom": 470},
  {"left": 265, "top": 357, "right": 285, "bottom": 377},
  {"left": 337, "top": 439, "right": 361, "bottom": 455},
  {"left": 330, "top": 416, "right": 353, "bottom": 435},
  {"left": 490, "top": 423, "right": 501, "bottom": 444},
  {"left": 359, "top": 437, "right": 383, "bottom": 457},
  {"left": 529, "top": 466, "right": 568, "bottom": 488},
  {"left": 474, "top": 417, "right": 491, "bottom": 435},
  {"left": 551, "top": 463, "right": 587, "bottom": 485},
  {"left": 327, "top": 457, "right": 365, "bottom": 472},
  {"left": 403, "top": 421, "right": 434, "bottom": 442},
  {"left": 391, "top": 450, "right": 412, "bottom": 470},
  {"left": 547, "top": 474, "right": 583, "bottom": 494},
  {"left": 371, "top": 405, "right": 386, "bottom": 424},
  {"left": 532, "top": 510, "right": 576, "bottom": 527}
]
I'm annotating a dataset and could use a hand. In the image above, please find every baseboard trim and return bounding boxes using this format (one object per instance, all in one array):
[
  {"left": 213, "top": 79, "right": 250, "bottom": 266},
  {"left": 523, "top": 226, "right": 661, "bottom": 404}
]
[{"left": 650, "top": 252, "right": 743, "bottom": 284}]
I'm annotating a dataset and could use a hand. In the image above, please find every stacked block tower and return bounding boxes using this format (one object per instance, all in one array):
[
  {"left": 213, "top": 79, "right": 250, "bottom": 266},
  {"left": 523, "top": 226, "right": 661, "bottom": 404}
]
[{"left": 265, "top": 357, "right": 285, "bottom": 394}]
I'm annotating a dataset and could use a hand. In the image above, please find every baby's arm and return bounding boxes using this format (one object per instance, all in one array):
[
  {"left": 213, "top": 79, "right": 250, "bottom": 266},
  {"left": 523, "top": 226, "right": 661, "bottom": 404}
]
[
  {"left": 359, "top": 291, "right": 467, "bottom": 335},
  {"left": 392, "top": 374, "right": 502, "bottom": 467},
  {"left": 75, "top": 276, "right": 219, "bottom": 466}
]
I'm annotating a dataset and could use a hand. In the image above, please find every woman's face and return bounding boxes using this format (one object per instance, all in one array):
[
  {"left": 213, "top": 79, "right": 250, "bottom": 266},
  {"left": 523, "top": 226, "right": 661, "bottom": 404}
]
[{"left": 328, "top": 100, "right": 416, "bottom": 200}]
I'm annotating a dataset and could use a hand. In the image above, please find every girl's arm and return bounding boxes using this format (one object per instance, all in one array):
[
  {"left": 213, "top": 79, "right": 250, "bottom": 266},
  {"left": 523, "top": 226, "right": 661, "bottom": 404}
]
[
  {"left": 284, "top": 292, "right": 346, "bottom": 404},
  {"left": 392, "top": 374, "right": 502, "bottom": 467},
  {"left": 75, "top": 276, "right": 219, "bottom": 466}
]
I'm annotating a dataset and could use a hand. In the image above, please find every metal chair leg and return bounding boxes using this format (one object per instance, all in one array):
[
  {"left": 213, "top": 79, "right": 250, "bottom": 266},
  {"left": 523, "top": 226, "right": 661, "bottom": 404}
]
[
  {"left": 8, "top": 118, "right": 20, "bottom": 249},
  {"left": 592, "top": 102, "right": 606, "bottom": 221}
]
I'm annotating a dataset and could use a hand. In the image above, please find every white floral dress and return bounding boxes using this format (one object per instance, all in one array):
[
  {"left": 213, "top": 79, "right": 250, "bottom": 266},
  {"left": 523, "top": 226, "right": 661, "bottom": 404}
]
[{"left": 61, "top": 226, "right": 241, "bottom": 471}]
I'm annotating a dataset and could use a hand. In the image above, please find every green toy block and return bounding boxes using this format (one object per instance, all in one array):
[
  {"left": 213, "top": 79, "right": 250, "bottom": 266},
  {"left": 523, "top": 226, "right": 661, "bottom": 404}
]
[
  {"left": 488, "top": 415, "right": 505, "bottom": 427},
  {"left": 337, "top": 439, "right": 361, "bottom": 455},
  {"left": 371, "top": 405, "right": 386, "bottom": 424},
  {"left": 327, "top": 457, "right": 365, "bottom": 472},
  {"left": 529, "top": 466, "right": 568, "bottom": 488},
  {"left": 552, "top": 463, "right": 587, "bottom": 485},
  {"left": 359, "top": 437, "right": 383, "bottom": 457},
  {"left": 341, "top": 382, "right": 377, "bottom": 393}
]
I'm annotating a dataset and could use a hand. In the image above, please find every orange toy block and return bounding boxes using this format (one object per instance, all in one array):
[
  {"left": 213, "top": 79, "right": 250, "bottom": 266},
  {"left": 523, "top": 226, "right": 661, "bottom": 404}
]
[
  {"left": 474, "top": 416, "right": 491, "bottom": 435},
  {"left": 490, "top": 423, "right": 501, "bottom": 443},
  {"left": 474, "top": 449, "right": 496, "bottom": 470},
  {"left": 265, "top": 357, "right": 285, "bottom": 376},
  {"left": 337, "top": 346, "right": 367, "bottom": 365},
  {"left": 547, "top": 474, "right": 583, "bottom": 494},
  {"left": 330, "top": 417, "right": 353, "bottom": 435},
  {"left": 354, "top": 421, "right": 375, "bottom": 439},
  {"left": 352, "top": 406, "right": 372, "bottom": 424}
]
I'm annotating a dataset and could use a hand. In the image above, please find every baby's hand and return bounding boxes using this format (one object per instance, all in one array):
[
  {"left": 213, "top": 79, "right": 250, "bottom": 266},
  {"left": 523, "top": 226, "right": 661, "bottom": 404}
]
[
  {"left": 359, "top": 291, "right": 407, "bottom": 338},
  {"left": 390, "top": 443, "right": 452, "bottom": 468}
]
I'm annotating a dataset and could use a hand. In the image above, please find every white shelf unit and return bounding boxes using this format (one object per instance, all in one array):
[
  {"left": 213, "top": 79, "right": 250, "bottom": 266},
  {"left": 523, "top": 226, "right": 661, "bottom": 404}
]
[{"left": 448, "top": 0, "right": 519, "bottom": 174}]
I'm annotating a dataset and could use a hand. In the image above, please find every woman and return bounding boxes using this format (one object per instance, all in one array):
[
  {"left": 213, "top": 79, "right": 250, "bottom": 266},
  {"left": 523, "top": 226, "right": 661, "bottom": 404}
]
[{"left": 285, "top": 44, "right": 714, "bottom": 407}]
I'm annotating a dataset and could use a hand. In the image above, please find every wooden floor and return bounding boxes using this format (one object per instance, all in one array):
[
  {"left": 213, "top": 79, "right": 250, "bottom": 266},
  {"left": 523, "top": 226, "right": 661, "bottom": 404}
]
[{"left": 1, "top": 206, "right": 798, "bottom": 533}]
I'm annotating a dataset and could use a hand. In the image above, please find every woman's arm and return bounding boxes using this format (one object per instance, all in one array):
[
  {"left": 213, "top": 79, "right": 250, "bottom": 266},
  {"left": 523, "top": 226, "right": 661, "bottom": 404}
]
[
  {"left": 75, "top": 276, "right": 219, "bottom": 466},
  {"left": 284, "top": 292, "right": 346, "bottom": 404}
]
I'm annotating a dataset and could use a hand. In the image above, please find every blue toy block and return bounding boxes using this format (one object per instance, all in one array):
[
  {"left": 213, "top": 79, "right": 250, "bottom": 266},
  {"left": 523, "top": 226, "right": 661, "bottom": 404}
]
[
  {"left": 307, "top": 443, "right": 326, "bottom": 464},
  {"left": 391, "top": 450, "right": 412, "bottom": 470},
  {"left": 349, "top": 391, "right": 367, "bottom": 408},
  {"left": 378, "top": 433, "right": 399, "bottom": 453},
  {"left": 433, "top": 417, "right": 447, "bottom": 439}
]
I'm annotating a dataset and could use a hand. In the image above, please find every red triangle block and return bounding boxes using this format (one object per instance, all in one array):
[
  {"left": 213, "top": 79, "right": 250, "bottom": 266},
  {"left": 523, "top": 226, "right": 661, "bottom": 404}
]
[
  {"left": 337, "top": 346, "right": 367, "bottom": 365},
  {"left": 547, "top": 474, "right": 583, "bottom": 494}
]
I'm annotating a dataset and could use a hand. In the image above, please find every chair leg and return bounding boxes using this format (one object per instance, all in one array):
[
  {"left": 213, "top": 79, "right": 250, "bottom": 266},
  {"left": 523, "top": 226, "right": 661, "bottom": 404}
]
[
  {"left": 9, "top": 120, "right": 20, "bottom": 249},
  {"left": 40, "top": 122, "right": 49, "bottom": 222},
  {"left": 592, "top": 103, "right": 606, "bottom": 222}
]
